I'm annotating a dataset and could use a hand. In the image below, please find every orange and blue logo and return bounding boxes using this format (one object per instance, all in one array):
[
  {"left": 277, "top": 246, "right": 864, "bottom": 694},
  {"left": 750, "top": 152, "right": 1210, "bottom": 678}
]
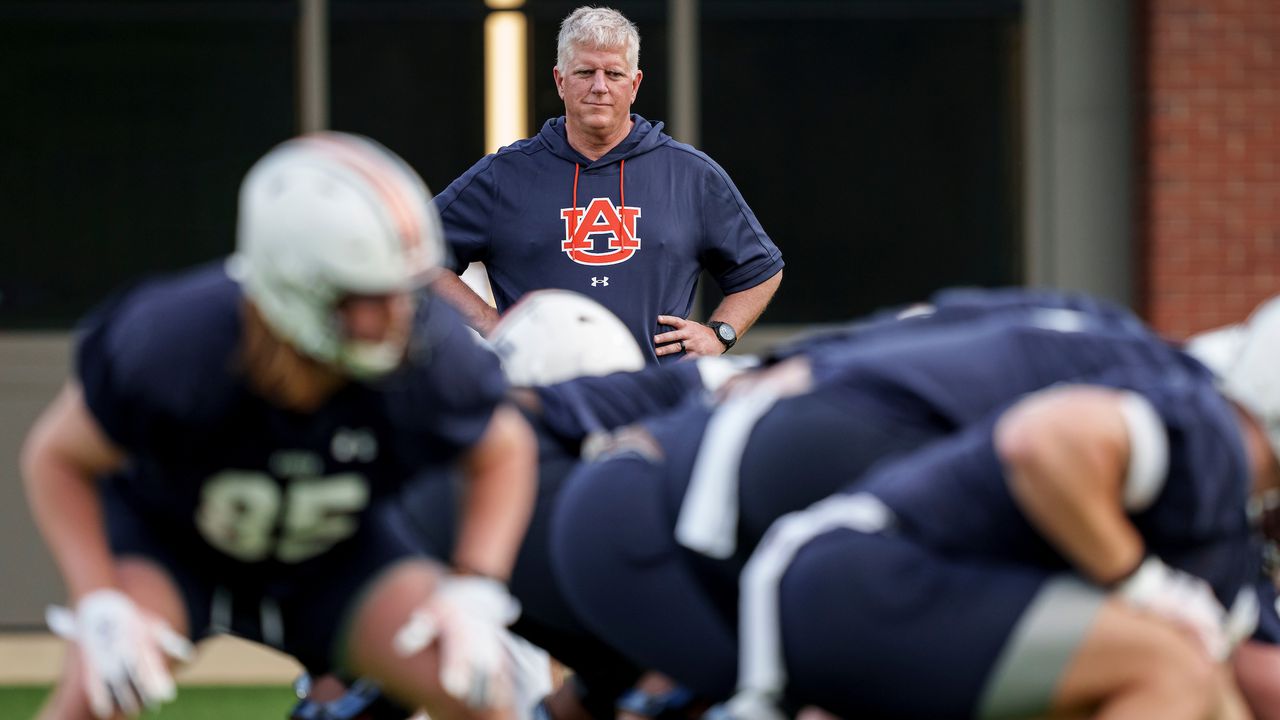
[{"left": 561, "top": 197, "right": 641, "bottom": 266}]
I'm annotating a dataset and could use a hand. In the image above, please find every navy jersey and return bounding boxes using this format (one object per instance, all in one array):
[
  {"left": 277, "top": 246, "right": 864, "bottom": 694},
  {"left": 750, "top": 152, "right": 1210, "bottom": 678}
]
[
  {"left": 534, "top": 361, "right": 706, "bottom": 439},
  {"left": 808, "top": 307, "right": 1201, "bottom": 432},
  {"left": 859, "top": 365, "right": 1255, "bottom": 601},
  {"left": 77, "top": 262, "right": 507, "bottom": 572},
  {"left": 768, "top": 286, "right": 1148, "bottom": 364},
  {"left": 435, "top": 115, "right": 784, "bottom": 366},
  {"left": 925, "top": 286, "right": 1147, "bottom": 330}
]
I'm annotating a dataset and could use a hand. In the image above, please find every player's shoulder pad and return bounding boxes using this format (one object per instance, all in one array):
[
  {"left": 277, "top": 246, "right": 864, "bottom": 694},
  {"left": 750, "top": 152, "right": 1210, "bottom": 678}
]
[{"left": 78, "top": 264, "right": 242, "bottom": 418}]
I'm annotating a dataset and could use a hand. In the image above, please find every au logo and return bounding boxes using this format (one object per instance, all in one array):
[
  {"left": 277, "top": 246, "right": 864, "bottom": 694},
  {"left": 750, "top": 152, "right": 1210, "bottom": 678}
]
[{"left": 561, "top": 198, "right": 641, "bottom": 266}]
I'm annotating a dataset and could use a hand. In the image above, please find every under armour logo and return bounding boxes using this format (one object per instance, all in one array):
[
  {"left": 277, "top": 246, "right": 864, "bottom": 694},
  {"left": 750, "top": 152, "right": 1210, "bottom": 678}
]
[
  {"left": 591, "top": 277, "right": 610, "bottom": 287},
  {"left": 332, "top": 428, "right": 378, "bottom": 463}
]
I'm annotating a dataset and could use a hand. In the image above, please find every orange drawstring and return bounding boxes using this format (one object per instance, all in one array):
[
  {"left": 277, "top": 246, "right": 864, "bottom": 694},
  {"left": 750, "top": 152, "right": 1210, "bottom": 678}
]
[
  {"left": 571, "top": 163, "right": 581, "bottom": 235},
  {"left": 569, "top": 159, "right": 627, "bottom": 237}
]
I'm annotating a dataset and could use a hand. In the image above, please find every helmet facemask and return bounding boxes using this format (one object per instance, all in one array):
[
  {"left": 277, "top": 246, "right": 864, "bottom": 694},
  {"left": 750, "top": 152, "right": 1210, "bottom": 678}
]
[{"left": 332, "top": 291, "right": 419, "bottom": 380}]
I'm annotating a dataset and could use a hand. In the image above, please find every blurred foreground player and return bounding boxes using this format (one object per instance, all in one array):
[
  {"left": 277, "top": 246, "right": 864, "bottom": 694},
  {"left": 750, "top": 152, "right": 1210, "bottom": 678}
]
[
  {"left": 21, "top": 133, "right": 536, "bottom": 720},
  {"left": 552, "top": 289, "right": 1280, "bottom": 717},
  {"left": 723, "top": 297, "right": 1280, "bottom": 719}
]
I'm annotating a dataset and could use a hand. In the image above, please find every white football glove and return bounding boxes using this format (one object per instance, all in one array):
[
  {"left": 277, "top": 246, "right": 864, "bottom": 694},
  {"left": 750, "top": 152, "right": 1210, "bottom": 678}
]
[
  {"left": 393, "top": 575, "right": 522, "bottom": 709},
  {"left": 1223, "top": 587, "right": 1261, "bottom": 654},
  {"left": 46, "top": 589, "right": 194, "bottom": 719},
  {"left": 499, "top": 630, "right": 554, "bottom": 720},
  {"left": 1113, "top": 557, "right": 1229, "bottom": 660}
]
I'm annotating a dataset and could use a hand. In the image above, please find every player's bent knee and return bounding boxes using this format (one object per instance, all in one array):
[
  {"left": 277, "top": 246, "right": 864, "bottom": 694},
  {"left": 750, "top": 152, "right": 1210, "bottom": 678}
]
[
  {"left": 343, "top": 559, "right": 441, "bottom": 674},
  {"left": 1054, "top": 599, "right": 1218, "bottom": 718},
  {"left": 1128, "top": 614, "right": 1217, "bottom": 701},
  {"left": 114, "top": 556, "right": 190, "bottom": 638},
  {"left": 1232, "top": 641, "right": 1280, "bottom": 720},
  {"left": 1140, "top": 638, "right": 1218, "bottom": 709},
  {"left": 341, "top": 559, "right": 505, "bottom": 720}
]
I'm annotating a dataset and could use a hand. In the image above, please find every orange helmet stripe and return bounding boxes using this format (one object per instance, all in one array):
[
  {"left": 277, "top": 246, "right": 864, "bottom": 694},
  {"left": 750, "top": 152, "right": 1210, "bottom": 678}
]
[{"left": 298, "top": 133, "right": 428, "bottom": 270}]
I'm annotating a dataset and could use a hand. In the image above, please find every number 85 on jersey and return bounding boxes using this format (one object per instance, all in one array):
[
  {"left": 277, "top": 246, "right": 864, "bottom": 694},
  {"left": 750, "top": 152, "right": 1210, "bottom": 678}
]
[{"left": 195, "top": 471, "right": 370, "bottom": 563}]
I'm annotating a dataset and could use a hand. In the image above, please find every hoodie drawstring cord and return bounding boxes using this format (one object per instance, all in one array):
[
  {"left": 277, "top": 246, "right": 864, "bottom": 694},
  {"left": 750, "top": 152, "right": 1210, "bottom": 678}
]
[
  {"left": 571, "top": 162, "right": 580, "bottom": 235},
  {"left": 569, "top": 159, "right": 626, "bottom": 237}
]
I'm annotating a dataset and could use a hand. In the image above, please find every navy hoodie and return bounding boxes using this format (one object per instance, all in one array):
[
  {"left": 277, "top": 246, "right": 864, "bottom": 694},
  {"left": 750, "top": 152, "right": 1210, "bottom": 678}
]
[{"left": 435, "top": 114, "right": 784, "bottom": 365}]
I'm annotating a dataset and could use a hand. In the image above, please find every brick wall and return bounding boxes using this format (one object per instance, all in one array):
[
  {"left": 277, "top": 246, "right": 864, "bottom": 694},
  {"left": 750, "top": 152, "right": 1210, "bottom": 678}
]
[{"left": 1142, "top": 0, "right": 1280, "bottom": 338}]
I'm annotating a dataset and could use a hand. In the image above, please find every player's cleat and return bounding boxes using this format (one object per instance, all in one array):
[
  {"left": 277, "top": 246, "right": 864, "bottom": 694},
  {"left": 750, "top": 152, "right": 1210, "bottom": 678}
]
[
  {"left": 616, "top": 684, "right": 697, "bottom": 719},
  {"left": 289, "top": 673, "right": 411, "bottom": 720}
]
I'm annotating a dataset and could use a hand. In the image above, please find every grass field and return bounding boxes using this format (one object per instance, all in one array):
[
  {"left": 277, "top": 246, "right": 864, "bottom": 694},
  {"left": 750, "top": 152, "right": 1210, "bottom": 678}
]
[
  {"left": 0, "top": 685, "right": 297, "bottom": 719},
  {"left": 0, "top": 633, "right": 303, "bottom": 718}
]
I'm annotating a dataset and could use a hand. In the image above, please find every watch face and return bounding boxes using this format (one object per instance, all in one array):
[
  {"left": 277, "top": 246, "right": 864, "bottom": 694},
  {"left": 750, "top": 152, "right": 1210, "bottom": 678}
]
[{"left": 717, "top": 324, "right": 735, "bottom": 342}]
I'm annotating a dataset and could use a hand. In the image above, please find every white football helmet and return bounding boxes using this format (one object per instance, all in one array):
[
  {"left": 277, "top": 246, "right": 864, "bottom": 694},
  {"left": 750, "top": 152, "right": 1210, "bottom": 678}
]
[
  {"left": 1186, "top": 297, "right": 1280, "bottom": 461},
  {"left": 489, "top": 290, "right": 645, "bottom": 386},
  {"left": 230, "top": 132, "right": 444, "bottom": 377},
  {"left": 1185, "top": 323, "right": 1246, "bottom": 378}
]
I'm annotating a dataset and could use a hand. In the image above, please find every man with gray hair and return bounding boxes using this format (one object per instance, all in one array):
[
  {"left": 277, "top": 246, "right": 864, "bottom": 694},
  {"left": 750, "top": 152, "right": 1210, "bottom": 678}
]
[{"left": 434, "top": 5, "right": 784, "bottom": 366}]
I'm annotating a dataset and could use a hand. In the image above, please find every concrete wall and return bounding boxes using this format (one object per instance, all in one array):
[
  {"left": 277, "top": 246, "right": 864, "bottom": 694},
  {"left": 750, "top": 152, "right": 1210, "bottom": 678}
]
[
  {"left": 1024, "top": 0, "right": 1136, "bottom": 307},
  {"left": 0, "top": 335, "right": 69, "bottom": 627}
]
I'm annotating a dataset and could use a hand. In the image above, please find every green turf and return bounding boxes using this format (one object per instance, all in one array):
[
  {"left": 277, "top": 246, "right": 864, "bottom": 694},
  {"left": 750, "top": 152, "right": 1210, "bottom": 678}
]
[{"left": 0, "top": 685, "right": 297, "bottom": 719}]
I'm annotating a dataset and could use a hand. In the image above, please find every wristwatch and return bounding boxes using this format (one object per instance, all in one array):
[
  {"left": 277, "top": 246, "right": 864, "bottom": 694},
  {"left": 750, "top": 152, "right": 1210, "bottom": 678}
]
[{"left": 705, "top": 321, "right": 737, "bottom": 352}]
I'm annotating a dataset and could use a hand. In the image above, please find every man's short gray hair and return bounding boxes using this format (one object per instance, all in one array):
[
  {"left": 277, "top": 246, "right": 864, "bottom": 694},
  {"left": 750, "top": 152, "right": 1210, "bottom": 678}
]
[{"left": 556, "top": 6, "right": 640, "bottom": 74}]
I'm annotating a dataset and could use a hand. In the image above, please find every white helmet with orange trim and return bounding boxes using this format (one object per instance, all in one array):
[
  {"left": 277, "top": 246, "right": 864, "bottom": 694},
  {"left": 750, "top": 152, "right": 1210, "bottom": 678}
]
[
  {"left": 230, "top": 132, "right": 444, "bottom": 377},
  {"left": 489, "top": 290, "right": 645, "bottom": 386}
]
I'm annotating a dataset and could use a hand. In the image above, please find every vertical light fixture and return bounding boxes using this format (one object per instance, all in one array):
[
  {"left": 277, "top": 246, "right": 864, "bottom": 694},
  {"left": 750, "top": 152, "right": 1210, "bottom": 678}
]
[
  {"left": 298, "top": 0, "right": 329, "bottom": 132},
  {"left": 469, "top": 1, "right": 528, "bottom": 306},
  {"left": 484, "top": 1, "right": 528, "bottom": 154}
]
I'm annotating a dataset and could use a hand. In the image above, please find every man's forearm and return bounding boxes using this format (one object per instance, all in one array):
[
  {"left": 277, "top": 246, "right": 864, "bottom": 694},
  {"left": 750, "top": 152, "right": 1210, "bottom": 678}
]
[
  {"left": 432, "top": 270, "right": 503, "bottom": 336},
  {"left": 709, "top": 269, "right": 782, "bottom": 337}
]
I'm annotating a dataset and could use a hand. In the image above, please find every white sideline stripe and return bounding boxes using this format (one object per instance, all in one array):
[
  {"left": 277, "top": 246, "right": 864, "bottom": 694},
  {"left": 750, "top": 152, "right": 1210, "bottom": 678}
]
[{"left": 0, "top": 633, "right": 302, "bottom": 685}]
